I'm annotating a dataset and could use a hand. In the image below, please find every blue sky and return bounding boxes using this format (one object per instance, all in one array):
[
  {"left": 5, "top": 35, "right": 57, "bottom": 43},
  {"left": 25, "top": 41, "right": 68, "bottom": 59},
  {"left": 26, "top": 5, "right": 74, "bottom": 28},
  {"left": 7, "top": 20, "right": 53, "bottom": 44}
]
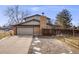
[{"left": 0, "top": 5, "right": 79, "bottom": 26}]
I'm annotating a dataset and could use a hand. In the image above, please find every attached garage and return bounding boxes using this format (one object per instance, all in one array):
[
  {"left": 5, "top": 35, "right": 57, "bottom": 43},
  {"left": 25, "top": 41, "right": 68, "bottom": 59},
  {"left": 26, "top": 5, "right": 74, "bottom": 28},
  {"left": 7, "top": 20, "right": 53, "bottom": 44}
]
[
  {"left": 13, "top": 19, "right": 40, "bottom": 35},
  {"left": 17, "top": 27, "right": 33, "bottom": 35}
]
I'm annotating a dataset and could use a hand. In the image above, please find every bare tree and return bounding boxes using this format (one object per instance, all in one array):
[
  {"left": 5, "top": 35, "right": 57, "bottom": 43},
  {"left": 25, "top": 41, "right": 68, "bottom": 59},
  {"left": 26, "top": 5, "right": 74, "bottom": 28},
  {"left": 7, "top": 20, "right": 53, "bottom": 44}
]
[{"left": 5, "top": 5, "right": 30, "bottom": 25}]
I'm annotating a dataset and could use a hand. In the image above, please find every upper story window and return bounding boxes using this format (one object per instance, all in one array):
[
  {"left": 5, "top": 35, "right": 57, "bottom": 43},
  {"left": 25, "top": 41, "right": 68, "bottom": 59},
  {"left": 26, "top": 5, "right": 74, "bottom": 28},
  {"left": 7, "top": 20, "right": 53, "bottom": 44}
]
[{"left": 34, "top": 16, "right": 40, "bottom": 20}]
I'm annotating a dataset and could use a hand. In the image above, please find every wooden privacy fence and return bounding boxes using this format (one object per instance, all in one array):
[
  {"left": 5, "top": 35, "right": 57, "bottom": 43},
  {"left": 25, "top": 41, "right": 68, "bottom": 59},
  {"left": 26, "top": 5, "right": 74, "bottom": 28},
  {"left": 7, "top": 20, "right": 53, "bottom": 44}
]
[{"left": 42, "top": 28, "right": 79, "bottom": 36}]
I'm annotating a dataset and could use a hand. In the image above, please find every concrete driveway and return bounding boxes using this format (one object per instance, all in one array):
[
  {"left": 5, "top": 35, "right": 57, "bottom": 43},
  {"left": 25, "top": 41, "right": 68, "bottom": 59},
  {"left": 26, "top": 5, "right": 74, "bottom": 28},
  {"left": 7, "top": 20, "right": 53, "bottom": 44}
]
[{"left": 0, "top": 35, "right": 32, "bottom": 54}]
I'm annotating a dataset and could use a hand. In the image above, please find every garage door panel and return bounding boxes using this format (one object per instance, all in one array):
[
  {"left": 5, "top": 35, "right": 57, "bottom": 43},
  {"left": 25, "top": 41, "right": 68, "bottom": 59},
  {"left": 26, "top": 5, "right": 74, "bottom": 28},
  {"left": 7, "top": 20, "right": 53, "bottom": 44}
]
[{"left": 17, "top": 27, "right": 33, "bottom": 35}]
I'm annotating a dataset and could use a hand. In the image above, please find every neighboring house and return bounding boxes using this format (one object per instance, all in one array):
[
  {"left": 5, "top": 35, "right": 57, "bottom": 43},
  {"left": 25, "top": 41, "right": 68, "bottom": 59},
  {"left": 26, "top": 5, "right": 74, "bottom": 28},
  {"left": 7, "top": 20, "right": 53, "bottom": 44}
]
[
  {"left": 0, "top": 27, "right": 5, "bottom": 32},
  {"left": 12, "top": 14, "right": 53, "bottom": 35}
]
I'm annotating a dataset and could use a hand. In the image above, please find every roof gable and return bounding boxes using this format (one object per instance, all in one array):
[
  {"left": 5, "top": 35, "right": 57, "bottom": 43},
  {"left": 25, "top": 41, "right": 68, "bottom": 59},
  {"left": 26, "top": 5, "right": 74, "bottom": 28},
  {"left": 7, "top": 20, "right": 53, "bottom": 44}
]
[{"left": 24, "top": 14, "right": 50, "bottom": 20}]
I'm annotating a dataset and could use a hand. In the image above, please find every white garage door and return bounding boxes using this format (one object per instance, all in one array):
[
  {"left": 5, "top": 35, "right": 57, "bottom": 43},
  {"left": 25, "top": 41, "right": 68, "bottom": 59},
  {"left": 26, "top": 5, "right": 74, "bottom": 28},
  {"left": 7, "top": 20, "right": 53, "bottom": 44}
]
[{"left": 17, "top": 27, "right": 33, "bottom": 35}]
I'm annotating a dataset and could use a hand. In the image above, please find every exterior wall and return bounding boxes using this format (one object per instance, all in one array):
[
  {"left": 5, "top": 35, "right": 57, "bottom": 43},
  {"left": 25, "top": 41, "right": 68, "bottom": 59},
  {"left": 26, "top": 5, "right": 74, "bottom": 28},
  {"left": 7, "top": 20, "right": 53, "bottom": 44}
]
[
  {"left": 25, "top": 15, "right": 50, "bottom": 25},
  {"left": 25, "top": 16, "right": 40, "bottom": 22},
  {"left": 25, "top": 16, "right": 35, "bottom": 21},
  {"left": 34, "top": 26, "right": 40, "bottom": 35},
  {"left": 46, "top": 19, "right": 50, "bottom": 24},
  {"left": 34, "top": 16, "right": 40, "bottom": 21},
  {"left": 12, "top": 26, "right": 17, "bottom": 35},
  {"left": 46, "top": 25, "right": 52, "bottom": 29},
  {"left": 21, "top": 21, "right": 39, "bottom": 25}
]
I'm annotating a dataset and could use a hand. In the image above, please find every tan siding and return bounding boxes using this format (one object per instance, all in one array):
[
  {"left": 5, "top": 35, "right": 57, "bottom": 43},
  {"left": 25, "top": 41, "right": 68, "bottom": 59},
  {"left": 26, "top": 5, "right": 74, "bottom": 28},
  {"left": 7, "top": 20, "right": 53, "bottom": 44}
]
[
  {"left": 46, "top": 25, "right": 52, "bottom": 29},
  {"left": 13, "top": 27, "right": 17, "bottom": 35},
  {"left": 22, "top": 21, "right": 39, "bottom": 25},
  {"left": 25, "top": 16, "right": 40, "bottom": 22},
  {"left": 25, "top": 16, "right": 35, "bottom": 21},
  {"left": 34, "top": 26, "right": 40, "bottom": 35}
]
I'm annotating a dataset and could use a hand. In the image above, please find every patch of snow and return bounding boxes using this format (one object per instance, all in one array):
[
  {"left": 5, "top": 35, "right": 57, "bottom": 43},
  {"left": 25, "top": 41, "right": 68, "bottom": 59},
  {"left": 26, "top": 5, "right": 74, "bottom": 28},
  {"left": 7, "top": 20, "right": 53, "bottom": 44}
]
[
  {"left": 34, "top": 52, "right": 42, "bottom": 54},
  {"left": 35, "top": 37, "right": 38, "bottom": 40},
  {"left": 69, "top": 51, "right": 72, "bottom": 53},
  {"left": 64, "top": 38, "right": 69, "bottom": 40},
  {"left": 34, "top": 40, "right": 40, "bottom": 43},
  {"left": 33, "top": 47, "right": 41, "bottom": 51},
  {"left": 68, "top": 50, "right": 72, "bottom": 53},
  {"left": 32, "top": 43, "right": 36, "bottom": 45},
  {"left": 53, "top": 38, "right": 57, "bottom": 40},
  {"left": 60, "top": 53, "right": 66, "bottom": 54}
]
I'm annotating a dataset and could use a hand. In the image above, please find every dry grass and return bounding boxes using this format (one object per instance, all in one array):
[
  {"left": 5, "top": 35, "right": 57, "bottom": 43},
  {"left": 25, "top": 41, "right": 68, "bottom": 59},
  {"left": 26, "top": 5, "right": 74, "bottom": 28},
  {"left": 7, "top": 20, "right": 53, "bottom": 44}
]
[
  {"left": 0, "top": 30, "right": 14, "bottom": 39},
  {"left": 55, "top": 36, "right": 65, "bottom": 42},
  {"left": 55, "top": 36, "right": 79, "bottom": 48},
  {"left": 66, "top": 37, "right": 79, "bottom": 46}
]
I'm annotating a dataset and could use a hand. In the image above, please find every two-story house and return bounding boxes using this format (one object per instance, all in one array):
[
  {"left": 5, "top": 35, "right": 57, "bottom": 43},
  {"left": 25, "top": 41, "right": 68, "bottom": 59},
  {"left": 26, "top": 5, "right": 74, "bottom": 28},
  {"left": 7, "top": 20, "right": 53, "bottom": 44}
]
[{"left": 12, "top": 14, "right": 53, "bottom": 35}]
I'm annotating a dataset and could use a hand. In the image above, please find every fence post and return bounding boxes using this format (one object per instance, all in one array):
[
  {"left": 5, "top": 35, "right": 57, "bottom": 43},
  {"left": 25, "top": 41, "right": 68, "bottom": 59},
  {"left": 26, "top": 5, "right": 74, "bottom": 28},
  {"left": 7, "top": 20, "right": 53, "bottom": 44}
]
[{"left": 73, "top": 28, "right": 74, "bottom": 37}]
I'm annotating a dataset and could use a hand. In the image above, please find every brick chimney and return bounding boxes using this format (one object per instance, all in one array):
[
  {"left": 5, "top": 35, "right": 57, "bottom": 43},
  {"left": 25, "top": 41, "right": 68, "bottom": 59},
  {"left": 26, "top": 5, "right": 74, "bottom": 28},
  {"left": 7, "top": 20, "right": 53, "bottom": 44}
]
[{"left": 40, "top": 13, "right": 47, "bottom": 34}]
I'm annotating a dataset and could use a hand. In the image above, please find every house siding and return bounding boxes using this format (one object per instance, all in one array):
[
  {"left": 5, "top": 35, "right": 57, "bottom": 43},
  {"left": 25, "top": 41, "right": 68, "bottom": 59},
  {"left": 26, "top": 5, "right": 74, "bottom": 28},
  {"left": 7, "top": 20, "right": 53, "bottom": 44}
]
[
  {"left": 46, "top": 25, "right": 52, "bottom": 29},
  {"left": 34, "top": 26, "right": 40, "bottom": 35},
  {"left": 21, "top": 21, "right": 39, "bottom": 25},
  {"left": 25, "top": 16, "right": 40, "bottom": 22},
  {"left": 12, "top": 26, "right": 17, "bottom": 35}
]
